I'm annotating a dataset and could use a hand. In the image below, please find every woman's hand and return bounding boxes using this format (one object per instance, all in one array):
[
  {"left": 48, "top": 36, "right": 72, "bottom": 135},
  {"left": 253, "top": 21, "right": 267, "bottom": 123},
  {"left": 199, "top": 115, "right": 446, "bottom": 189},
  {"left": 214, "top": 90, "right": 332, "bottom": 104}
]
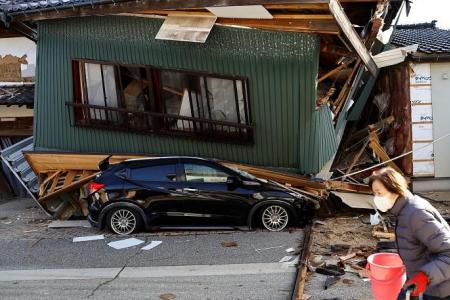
[{"left": 404, "top": 271, "right": 429, "bottom": 296}]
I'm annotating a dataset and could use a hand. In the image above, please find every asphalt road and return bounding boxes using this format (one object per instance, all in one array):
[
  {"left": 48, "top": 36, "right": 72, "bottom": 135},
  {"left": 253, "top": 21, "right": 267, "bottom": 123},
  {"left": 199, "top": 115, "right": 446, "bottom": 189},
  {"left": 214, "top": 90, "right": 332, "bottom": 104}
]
[{"left": 0, "top": 198, "right": 304, "bottom": 300}]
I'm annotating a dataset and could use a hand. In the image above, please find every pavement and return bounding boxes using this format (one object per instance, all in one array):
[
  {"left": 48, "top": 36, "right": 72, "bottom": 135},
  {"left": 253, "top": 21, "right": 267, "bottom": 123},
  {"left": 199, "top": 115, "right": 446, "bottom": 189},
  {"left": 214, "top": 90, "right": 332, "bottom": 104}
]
[{"left": 0, "top": 198, "right": 304, "bottom": 300}]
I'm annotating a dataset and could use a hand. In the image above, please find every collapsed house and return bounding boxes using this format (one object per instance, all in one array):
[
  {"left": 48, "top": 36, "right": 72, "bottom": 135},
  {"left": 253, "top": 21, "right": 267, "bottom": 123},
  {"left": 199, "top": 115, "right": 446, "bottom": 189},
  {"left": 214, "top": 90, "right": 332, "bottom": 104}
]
[
  {"left": 0, "top": 33, "right": 35, "bottom": 198},
  {"left": 0, "top": 0, "right": 406, "bottom": 218},
  {"left": 333, "top": 20, "right": 450, "bottom": 199}
]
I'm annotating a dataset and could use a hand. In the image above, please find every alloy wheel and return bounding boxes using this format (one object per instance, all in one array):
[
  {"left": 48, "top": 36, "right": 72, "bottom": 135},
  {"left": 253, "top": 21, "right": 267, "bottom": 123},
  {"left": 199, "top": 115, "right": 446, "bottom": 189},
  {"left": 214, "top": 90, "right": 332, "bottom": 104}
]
[
  {"left": 110, "top": 209, "right": 137, "bottom": 235},
  {"left": 261, "top": 205, "right": 289, "bottom": 231}
]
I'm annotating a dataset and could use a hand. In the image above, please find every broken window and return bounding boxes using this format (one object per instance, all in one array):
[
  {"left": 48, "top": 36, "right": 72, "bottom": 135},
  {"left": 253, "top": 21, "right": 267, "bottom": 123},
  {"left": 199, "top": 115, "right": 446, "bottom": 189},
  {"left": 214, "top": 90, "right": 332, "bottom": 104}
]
[{"left": 70, "top": 59, "right": 252, "bottom": 142}]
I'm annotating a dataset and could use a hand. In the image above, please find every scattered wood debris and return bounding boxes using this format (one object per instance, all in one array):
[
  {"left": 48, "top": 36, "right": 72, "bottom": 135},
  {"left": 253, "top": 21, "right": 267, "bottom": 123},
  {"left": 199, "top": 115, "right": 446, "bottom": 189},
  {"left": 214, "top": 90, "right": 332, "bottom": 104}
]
[{"left": 221, "top": 241, "right": 238, "bottom": 248}]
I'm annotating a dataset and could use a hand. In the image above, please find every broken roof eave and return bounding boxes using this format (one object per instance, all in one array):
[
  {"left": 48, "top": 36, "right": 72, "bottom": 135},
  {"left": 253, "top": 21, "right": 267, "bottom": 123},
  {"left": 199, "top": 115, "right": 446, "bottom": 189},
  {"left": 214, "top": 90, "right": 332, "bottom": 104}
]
[
  {"left": 2, "top": 0, "right": 380, "bottom": 76},
  {"left": 409, "top": 53, "right": 450, "bottom": 63}
]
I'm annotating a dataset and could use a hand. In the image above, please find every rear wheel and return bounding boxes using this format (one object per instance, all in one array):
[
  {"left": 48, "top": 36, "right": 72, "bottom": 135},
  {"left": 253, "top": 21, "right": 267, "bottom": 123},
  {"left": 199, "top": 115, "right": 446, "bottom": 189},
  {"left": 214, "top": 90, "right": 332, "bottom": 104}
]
[
  {"left": 259, "top": 204, "right": 290, "bottom": 231},
  {"left": 106, "top": 207, "right": 142, "bottom": 235}
]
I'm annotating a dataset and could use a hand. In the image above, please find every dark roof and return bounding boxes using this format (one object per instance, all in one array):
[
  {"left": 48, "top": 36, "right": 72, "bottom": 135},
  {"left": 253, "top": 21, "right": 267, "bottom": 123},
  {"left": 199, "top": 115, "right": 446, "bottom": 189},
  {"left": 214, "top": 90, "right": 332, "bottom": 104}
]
[
  {"left": 0, "top": 84, "right": 34, "bottom": 106},
  {"left": 392, "top": 21, "right": 450, "bottom": 54},
  {"left": 0, "top": 0, "right": 103, "bottom": 13}
]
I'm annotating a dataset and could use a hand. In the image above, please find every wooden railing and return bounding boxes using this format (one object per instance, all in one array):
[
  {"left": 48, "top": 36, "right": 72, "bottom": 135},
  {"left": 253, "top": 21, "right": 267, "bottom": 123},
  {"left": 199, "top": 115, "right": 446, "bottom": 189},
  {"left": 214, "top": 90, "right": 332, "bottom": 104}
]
[{"left": 66, "top": 102, "right": 253, "bottom": 143}]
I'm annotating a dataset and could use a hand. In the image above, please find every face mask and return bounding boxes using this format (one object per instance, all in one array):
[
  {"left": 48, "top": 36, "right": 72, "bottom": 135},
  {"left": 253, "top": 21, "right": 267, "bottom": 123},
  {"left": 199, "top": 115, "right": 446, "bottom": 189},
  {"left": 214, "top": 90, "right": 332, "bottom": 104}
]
[{"left": 373, "top": 195, "right": 397, "bottom": 212}]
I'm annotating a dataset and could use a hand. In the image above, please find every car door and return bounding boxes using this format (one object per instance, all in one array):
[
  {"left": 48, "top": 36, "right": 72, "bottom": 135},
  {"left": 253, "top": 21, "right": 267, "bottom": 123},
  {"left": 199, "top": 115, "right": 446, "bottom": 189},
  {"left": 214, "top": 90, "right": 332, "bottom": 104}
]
[
  {"left": 125, "top": 160, "right": 188, "bottom": 225},
  {"left": 178, "top": 160, "right": 250, "bottom": 226}
]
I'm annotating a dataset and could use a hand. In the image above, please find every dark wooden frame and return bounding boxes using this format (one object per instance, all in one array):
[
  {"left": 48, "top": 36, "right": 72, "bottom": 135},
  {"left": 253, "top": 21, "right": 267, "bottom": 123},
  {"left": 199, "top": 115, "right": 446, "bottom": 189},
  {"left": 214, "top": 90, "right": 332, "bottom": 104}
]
[{"left": 70, "top": 58, "right": 253, "bottom": 143}]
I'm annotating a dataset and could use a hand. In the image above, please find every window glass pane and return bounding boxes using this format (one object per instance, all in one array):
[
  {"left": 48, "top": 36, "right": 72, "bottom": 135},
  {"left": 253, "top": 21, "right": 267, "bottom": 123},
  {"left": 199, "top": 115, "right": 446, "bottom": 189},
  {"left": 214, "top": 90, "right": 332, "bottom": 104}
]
[
  {"left": 84, "top": 63, "right": 119, "bottom": 121},
  {"left": 85, "top": 63, "right": 104, "bottom": 106},
  {"left": 184, "top": 164, "right": 229, "bottom": 183},
  {"left": 102, "top": 65, "right": 119, "bottom": 108},
  {"left": 201, "top": 77, "right": 245, "bottom": 123},
  {"left": 130, "top": 164, "right": 177, "bottom": 182}
]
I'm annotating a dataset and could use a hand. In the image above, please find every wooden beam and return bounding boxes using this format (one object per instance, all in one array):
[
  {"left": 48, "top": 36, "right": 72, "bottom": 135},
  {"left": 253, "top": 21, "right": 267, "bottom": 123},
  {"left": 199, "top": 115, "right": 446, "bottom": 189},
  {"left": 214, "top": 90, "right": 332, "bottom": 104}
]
[
  {"left": 13, "top": 0, "right": 326, "bottom": 22},
  {"left": 264, "top": 3, "right": 329, "bottom": 10},
  {"left": 318, "top": 62, "right": 349, "bottom": 83},
  {"left": 39, "top": 172, "right": 99, "bottom": 203},
  {"left": 0, "top": 129, "right": 33, "bottom": 136},
  {"left": 217, "top": 18, "right": 339, "bottom": 34},
  {"left": 140, "top": 10, "right": 334, "bottom": 20},
  {"left": 368, "top": 131, "right": 403, "bottom": 174},
  {"left": 328, "top": 0, "right": 378, "bottom": 76}
]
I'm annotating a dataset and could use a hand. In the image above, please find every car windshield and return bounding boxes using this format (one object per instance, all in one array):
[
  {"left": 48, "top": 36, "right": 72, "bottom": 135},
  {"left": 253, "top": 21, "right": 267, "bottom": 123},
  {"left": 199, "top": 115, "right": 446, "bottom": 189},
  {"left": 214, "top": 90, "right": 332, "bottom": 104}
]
[{"left": 228, "top": 167, "right": 257, "bottom": 181}]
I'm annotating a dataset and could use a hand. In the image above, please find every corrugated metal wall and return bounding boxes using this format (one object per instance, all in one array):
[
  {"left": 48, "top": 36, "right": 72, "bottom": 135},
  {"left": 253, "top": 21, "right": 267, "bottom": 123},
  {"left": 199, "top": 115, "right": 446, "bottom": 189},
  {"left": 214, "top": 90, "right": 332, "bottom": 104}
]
[{"left": 34, "top": 16, "right": 337, "bottom": 174}]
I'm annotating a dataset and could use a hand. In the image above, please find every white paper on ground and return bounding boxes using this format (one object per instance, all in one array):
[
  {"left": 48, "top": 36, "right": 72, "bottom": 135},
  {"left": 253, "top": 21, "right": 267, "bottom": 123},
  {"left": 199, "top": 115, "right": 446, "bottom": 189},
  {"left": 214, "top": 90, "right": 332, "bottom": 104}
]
[
  {"left": 108, "top": 238, "right": 145, "bottom": 250},
  {"left": 285, "top": 247, "right": 295, "bottom": 253},
  {"left": 279, "top": 256, "right": 293, "bottom": 263},
  {"left": 282, "top": 256, "right": 299, "bottom": 267},
  {"left": 370, "top": 213, "right": 381, "bottom": 226},
  {"left": 141, "top": 241, "right": 162, "bottom": 251},
  {"left": 49, "top": 220, "right": 92, "bottom": 228},
  {"left": 73, "top": 235, "right": 105, "bottom": 242}
]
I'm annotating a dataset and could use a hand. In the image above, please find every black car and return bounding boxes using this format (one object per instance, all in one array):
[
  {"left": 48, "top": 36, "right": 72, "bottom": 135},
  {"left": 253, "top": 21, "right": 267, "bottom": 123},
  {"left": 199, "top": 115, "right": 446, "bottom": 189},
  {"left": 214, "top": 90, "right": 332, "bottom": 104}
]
[{"left": 87, "top": 156, "right": 319, "bottom": 234}]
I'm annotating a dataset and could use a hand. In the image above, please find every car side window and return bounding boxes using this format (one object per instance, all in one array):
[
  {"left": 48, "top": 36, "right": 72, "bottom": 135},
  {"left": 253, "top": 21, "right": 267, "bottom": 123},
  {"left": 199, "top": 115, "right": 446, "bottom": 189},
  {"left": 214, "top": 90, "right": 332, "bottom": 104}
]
[
  {"left": 184, "top": 164, "right": 230, "bottom": 183},
  {"left": 130, "top": 164, "right": 177, "bottom": 182}
]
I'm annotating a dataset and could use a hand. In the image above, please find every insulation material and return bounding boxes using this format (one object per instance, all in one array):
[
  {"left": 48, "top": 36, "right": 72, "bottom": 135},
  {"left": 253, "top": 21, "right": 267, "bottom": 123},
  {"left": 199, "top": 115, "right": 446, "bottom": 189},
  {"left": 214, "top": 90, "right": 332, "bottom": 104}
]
[
  {"left": 412, "top": 123, "right": 433, "bottom": 141},
  {"left": 410, "top": 63, "right": 432, "bottom": 84},
  {"left": 410, "top": 63, "right": 434, "bottom": 177},
  {"left": 411, "top": 105, "right": 433, "bottom": 122},
  {"left": 206, "top": 5, "right": 273, "bottom": 19},
  {"left": 412, "top": 143, "right": 433, "bottom": 160},
  {"left": 410, "top": 85, "right": 432, "bottom": 104},
  {"left": 413, "top": 161, "right": 435, "bottom": 176},
  {"left": 156, "top": 15, "right": 217, "bottom": 43}
]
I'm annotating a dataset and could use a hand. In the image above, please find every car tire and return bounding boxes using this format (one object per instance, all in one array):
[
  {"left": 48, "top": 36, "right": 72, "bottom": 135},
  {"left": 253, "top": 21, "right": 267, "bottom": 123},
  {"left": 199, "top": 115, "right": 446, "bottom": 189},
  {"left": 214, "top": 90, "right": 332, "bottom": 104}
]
[
  {"left": 257, "top": 204, "right": 292, "bottom": 232},
  {"left": 106, "top": 207, "right": 143, "bottom": 235}
]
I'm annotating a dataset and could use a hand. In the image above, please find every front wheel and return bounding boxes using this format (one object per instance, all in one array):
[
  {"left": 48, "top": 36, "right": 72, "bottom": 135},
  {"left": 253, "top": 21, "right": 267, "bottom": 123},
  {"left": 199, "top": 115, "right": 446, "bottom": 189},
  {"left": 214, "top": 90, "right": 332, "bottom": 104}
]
[
  {"left": 106, "top": 207, "right": 142, "bottom": 235},
  {"left": 260, "top": 205, "right": 290, "bottom": 231}
]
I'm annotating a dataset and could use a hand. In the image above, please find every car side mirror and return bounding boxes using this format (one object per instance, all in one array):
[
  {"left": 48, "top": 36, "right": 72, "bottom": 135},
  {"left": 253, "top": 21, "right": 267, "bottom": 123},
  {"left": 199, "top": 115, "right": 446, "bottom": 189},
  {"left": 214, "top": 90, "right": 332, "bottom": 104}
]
[{"left": 226, "top": 176, "right": 240, "bottom": 186}]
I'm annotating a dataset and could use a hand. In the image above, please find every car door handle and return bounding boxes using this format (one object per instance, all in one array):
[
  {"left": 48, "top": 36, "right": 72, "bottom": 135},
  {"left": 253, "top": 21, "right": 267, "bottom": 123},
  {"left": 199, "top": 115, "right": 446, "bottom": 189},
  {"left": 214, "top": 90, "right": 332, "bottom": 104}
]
[{"left": 183, "top": 188, "right": 198, "bottom": 192}]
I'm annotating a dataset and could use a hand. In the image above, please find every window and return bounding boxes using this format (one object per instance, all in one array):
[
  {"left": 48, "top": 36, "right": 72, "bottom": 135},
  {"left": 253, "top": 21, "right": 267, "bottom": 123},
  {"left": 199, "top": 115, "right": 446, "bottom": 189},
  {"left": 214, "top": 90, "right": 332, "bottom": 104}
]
[
  {"left": 130, "top": 164, "right": 177, "bottom": 182},
  {"left": 184, "top": 164, "right": 230, "bottom": 183},
  {"left": 69, "top": 60, "right": 253, "bottom": 142},
  {"left": 82, "top": 63, "right": 119, "bottom": 121}
]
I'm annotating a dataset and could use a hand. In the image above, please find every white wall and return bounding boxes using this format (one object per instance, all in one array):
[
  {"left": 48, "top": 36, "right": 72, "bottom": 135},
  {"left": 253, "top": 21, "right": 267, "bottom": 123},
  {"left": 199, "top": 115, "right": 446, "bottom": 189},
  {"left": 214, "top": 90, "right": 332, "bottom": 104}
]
[{"left": 431, "top": 62, "right": 450, "bottom": 178}]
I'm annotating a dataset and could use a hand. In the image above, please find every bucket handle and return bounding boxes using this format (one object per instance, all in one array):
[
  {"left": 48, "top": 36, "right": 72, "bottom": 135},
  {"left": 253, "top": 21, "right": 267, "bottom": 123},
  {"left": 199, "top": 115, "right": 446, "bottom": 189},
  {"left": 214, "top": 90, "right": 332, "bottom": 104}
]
[{"left": 365, "top": 263, "right": 406, "bottom": 285}]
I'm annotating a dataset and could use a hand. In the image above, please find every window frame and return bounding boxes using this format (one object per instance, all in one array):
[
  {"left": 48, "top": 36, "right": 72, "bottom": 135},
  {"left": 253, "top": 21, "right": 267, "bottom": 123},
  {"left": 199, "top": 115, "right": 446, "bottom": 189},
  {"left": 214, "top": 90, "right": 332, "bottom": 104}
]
[{"left": 69, "top": 59, "right": 253, "bottom": 144}]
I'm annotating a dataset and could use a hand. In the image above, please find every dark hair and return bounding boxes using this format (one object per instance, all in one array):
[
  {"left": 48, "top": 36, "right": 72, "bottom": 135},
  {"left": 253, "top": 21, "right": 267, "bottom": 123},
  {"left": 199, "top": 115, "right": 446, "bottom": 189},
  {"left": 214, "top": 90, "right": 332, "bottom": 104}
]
[{"left": 369, "top": 167, "right": 408, "bottom": 197}]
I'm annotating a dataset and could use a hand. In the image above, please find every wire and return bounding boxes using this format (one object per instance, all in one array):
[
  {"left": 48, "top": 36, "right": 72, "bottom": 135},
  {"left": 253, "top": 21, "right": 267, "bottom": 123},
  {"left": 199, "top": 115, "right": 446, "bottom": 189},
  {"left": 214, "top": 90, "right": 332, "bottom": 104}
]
[{"left": 332, "top": 132, "right": 450, "bottom": 180}]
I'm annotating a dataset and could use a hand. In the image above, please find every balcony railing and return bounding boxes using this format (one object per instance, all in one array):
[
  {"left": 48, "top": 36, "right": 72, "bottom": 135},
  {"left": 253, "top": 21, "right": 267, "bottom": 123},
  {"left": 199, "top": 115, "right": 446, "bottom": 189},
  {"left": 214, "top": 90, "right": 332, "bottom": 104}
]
[{"left": 66, "top": 102, "right": 254, "bottom": 143}]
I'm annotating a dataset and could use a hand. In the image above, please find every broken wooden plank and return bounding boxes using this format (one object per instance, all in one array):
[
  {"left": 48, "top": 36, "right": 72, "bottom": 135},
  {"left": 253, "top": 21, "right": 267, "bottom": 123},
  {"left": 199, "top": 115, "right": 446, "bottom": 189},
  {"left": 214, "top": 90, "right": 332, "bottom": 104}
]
[
  {"left": 372, "top": 231, "right": 395, "bottom": 240},
  {"left": 328, "top": 0, "right": 378, "bottom": 76},
  {"left": 39, "top": 172, "right": 99, "bottom": 203},
  {"left": 368, "top": 131, "right": 403, "bottom": 174},
  {"left": 343, "top": 138, "right": 370, "bottom": 179}
]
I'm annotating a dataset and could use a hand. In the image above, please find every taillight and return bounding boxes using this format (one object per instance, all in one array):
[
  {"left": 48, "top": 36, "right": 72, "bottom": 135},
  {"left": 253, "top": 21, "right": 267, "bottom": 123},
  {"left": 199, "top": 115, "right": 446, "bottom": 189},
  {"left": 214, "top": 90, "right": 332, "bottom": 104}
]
[{"left": 88, "top": 182, "right": 105, "bottom": 194}]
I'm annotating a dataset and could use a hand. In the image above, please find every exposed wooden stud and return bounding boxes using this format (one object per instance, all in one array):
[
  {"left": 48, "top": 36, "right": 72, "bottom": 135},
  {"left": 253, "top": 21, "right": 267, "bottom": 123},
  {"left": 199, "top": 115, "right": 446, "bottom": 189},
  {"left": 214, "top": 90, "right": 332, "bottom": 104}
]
[
  {"left": 217, "top": 18, "right": 339, "bottom": 34},
  {"left": 368, "top": 131, "right": 403, "bottom": 174},
  {"left": 343, "top": 138, "right": 370, "bottom": 179},
  {"left": 139, "top": 10, "right": 334, "bottom": 20},
  {"left": 328, "top": 0, "right": 378, "bottom": 76}
]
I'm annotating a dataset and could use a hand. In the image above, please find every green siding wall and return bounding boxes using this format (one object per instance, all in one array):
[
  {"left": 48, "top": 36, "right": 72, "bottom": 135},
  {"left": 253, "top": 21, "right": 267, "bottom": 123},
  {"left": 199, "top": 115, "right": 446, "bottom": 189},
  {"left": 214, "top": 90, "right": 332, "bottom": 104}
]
[{"left": 35, "top": 16, "right": 336, "bottom": 174}]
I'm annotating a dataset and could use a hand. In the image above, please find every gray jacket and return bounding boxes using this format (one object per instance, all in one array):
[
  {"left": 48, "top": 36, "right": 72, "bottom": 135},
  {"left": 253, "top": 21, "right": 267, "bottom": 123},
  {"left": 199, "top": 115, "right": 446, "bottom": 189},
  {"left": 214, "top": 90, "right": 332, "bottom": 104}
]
[{"left": 390, "top": 194, "right": 450, "bottom": 297}]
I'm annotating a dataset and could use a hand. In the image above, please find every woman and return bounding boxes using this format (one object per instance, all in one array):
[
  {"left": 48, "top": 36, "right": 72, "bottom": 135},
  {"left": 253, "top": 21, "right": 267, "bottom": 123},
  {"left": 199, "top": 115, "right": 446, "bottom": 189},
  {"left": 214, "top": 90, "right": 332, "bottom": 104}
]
[{"left": 369, "top": 167, "right": 450, "bottom": 299}]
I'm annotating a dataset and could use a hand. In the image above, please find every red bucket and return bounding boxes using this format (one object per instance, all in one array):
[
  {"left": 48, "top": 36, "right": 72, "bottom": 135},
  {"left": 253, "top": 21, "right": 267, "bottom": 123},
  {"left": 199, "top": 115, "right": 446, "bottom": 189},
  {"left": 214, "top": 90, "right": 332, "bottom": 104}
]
[{"left": 366, "top": 253, "right": 406, "bottom": 300}]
